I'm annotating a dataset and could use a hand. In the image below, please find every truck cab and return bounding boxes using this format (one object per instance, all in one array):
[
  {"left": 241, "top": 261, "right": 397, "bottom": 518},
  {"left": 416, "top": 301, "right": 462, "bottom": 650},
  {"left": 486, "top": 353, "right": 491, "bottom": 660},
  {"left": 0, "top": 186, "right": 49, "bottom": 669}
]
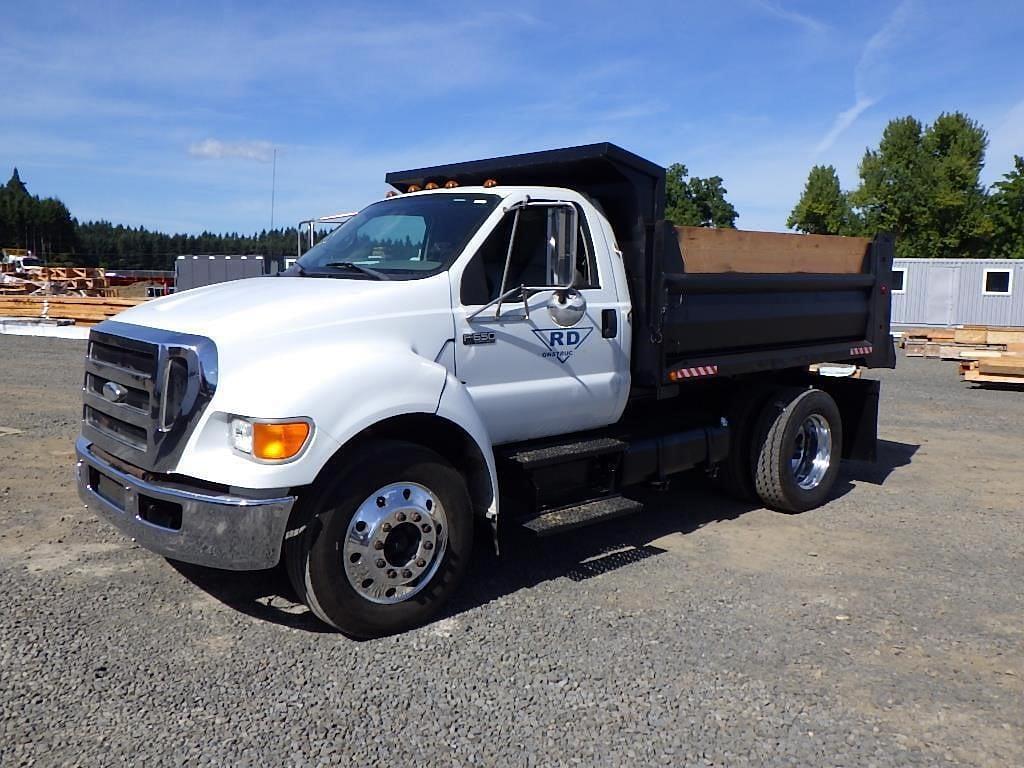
[{"left": 76, "top": 143, "right": 894, "bottom": 637}]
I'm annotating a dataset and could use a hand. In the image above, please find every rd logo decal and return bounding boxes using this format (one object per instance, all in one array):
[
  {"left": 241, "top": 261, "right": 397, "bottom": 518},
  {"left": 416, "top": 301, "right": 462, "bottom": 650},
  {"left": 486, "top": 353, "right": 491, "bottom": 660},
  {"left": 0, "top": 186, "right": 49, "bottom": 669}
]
[{"left": 532, "top": 327, "right": 594, "bottom": 363}]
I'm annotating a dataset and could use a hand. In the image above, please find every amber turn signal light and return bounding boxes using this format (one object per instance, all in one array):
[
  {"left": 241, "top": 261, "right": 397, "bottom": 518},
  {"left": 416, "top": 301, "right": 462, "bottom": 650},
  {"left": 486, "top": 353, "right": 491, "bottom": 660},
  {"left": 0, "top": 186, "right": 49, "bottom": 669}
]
[{"left": 253, "top": 421, "right": 310, "bottom": 461}]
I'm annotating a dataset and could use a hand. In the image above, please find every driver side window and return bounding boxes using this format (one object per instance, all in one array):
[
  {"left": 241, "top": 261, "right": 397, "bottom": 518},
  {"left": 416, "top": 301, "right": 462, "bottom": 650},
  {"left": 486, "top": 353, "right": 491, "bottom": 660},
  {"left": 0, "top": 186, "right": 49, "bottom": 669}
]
[{"left": 460, "top": 207, "right": 599, "bottom": 306}]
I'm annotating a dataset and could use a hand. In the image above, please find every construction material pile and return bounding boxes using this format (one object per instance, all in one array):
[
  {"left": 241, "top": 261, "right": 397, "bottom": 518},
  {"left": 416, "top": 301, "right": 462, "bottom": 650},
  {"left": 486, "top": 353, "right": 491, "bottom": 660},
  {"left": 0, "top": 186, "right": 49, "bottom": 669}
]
[
  {"left": 0, "top": 296, "right": 145, "bottom": 326},
  {"left": 899, "top": 326, "right": 1024, "bottom": 386},
  {"left": 0, "top": 265, "right": 113, "bottom": 297}
]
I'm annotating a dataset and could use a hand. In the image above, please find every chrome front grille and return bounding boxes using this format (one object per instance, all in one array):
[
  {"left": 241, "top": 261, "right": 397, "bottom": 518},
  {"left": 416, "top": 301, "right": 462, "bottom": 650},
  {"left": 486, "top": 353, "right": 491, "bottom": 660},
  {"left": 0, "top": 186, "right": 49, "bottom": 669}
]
[{"left": 81, "top": 321, "right": 218, "bottom": 472}]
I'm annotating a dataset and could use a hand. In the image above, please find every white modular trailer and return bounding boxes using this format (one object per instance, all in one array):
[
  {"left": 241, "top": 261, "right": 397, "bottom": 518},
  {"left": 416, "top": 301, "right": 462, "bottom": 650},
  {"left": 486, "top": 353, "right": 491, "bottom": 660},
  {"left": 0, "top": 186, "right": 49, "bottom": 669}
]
[
  {"left": 891, "top": 258, "right": 1024, "bottom": 328},
  {"left": 175, "top": 254, "right": 266, "bottom": 292}
]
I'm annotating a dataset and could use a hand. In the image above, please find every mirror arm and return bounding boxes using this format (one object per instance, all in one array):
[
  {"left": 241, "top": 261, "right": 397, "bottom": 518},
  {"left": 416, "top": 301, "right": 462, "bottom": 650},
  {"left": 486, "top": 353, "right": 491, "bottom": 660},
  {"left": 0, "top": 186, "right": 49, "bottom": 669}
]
[
  {"left": 495, "top": 207, "right": 521, "bottom": 318},
  {"left": 466, "top": 284, "right": 525, "bottom": 321}
]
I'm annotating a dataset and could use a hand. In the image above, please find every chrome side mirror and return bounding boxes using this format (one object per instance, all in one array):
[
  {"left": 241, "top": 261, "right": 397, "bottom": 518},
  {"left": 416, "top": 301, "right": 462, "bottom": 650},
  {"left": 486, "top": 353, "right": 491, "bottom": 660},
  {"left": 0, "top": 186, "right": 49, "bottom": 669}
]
[
  {"left": 545, "top": 206, "right": 578, "bottom": 287},
  {"left": 546, "top": 288, "right": 586, "bottom": 327}
]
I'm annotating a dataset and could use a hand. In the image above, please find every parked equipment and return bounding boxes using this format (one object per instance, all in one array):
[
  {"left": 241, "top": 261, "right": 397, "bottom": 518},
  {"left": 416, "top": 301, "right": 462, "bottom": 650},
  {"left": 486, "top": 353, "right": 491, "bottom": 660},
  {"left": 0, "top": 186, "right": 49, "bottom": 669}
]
[{"left": 74, "top": 143, "right": 895, "bottom": 637}]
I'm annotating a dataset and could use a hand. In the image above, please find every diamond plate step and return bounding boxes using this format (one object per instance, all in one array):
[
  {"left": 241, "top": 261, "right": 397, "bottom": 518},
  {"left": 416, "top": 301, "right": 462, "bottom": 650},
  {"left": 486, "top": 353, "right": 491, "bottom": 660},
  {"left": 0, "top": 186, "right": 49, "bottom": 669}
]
[
  {"left": 521, "top": 495, "right": 644, "bottom": 537},
  {"left": 505, "top": 437, "right": 626, "bottom": 470}
]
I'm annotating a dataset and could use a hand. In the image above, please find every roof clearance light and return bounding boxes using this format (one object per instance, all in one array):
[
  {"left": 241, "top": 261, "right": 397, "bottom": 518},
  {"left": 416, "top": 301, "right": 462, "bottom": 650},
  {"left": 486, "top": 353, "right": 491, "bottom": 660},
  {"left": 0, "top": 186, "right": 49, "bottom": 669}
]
[
  {"left": 406, "top": 184, "right": 422, "bottom": 193},
  {"left": 424, "top": 182, "right": 440, "bottom": 190},
  {"left": 444, "top": 180, "right": 459, "bottom": 189},
  {"left": 386, "top": 190, "right": 399, "bottom": 198},
  {"left": 483, "top": 179, "right": 498, "bottom": 188}
]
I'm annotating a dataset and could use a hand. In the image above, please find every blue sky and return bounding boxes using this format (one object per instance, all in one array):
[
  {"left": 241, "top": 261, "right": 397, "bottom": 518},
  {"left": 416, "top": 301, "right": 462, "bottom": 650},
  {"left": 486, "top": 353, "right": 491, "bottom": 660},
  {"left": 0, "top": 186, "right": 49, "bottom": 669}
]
[{"left": 2, "top": 1, "right": 1022, "bottom": 235}]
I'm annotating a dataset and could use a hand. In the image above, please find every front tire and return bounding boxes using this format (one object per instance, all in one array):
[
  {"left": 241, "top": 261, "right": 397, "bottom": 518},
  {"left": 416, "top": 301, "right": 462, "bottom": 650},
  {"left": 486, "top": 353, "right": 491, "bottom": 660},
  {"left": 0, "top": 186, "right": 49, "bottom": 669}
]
[
  {"left": 285, "top": 440, "right": 473, "bottom": 638},
  {"left": 753, "top": 387, "right": 842, "bottom": 513}
]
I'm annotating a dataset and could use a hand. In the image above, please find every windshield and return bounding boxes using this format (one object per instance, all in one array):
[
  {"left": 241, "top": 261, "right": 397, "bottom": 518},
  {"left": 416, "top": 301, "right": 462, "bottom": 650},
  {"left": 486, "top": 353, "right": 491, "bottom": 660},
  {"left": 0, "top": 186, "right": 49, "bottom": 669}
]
[{"left": 290, "top": 193, "right": 500, "bottom": 280}]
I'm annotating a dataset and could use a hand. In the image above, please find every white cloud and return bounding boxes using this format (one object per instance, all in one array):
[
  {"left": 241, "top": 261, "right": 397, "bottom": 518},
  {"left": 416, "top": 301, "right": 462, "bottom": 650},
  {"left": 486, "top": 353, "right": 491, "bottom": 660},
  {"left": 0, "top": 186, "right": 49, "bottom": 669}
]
[
  {"left": 814, "top": 96, "right": 876, "bottom": 154},
  {"left": 188, "top": 139, "right": 274, "bottom": 163},
  {"left": 814, "top": 0, "right": 914, "bottom": 154},
  {"left": 752, "top": 0, "right": 828, "bottom": 35}
]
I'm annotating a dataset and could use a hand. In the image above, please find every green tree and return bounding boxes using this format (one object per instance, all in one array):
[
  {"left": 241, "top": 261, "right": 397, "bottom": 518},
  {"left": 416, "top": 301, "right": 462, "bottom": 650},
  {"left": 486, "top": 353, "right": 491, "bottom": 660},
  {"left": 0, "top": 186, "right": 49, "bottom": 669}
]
[
  {"left": 787, "top": 165, "right": 860, "bottom": 235},
  {"left": 852, "top": 112, "right": 992, "bottom": 258},
  {"left": 5, "top": 167, "right": 28, "bottom": 197},
  {"left": 989, "top": 155, "right": 1024, "bottom": 258},
  {"left": 665, "top": 163, "right": 738, "bottom": 228}
]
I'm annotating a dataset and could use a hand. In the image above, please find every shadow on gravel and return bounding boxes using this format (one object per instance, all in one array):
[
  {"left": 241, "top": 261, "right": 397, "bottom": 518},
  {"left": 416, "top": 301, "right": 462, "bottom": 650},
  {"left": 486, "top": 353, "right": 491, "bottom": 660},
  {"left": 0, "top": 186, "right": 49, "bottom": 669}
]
[
  {"left": 840, "top": 439, "right": 918, "bottom": 485},
  {"left": 167, "top": 560, "right": 334, "bottom": 633},
  {"left": 169, "top": 441, "right": 918, "bottom": 635}
]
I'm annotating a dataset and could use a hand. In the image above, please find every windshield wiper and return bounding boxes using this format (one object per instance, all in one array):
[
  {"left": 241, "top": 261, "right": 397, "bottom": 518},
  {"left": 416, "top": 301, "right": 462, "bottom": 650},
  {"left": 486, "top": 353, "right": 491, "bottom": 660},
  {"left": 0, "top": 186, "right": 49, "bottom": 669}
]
[{"left": 322, "top": 261, "right": 391, "bottom": 281}]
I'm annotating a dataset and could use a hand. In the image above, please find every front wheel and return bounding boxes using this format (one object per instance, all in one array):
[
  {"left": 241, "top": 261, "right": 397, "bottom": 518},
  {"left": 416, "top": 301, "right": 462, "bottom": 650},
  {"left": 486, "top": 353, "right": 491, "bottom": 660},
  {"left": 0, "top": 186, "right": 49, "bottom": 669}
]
[
  {"left": 753, "top": 387, "right": 843, "bottom": 513},
  {"left": 285, "top": 440, "right": 473, "bottom": 638}
]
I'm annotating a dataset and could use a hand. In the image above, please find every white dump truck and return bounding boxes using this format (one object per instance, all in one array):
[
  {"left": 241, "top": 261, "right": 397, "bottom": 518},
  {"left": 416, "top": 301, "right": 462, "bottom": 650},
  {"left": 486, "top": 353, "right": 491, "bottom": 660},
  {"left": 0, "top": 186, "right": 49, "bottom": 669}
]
[{"left": 75, "top": 144, "right": 895, "bottom": 637}]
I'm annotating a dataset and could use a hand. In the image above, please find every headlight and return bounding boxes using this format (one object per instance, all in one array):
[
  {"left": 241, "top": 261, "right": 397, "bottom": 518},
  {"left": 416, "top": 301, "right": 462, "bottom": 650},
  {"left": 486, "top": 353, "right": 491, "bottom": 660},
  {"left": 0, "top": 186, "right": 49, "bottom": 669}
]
[{"left": 230, "top": 417, "right": 312, "bottom": 462}]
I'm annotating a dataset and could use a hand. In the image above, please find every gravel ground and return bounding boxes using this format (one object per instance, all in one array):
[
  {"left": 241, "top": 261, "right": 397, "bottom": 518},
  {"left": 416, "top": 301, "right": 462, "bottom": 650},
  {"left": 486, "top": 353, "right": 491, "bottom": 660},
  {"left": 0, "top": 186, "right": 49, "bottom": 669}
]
[{"left": 1, "top": 334, "right": 1021, "bottom": 767}]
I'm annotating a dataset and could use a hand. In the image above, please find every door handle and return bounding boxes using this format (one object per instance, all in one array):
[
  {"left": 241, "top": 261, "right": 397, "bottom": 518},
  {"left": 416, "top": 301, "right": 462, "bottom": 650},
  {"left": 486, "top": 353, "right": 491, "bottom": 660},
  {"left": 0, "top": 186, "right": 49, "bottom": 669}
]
[{"left": 601, "top": 309, "right": 617, "bottom": 339}]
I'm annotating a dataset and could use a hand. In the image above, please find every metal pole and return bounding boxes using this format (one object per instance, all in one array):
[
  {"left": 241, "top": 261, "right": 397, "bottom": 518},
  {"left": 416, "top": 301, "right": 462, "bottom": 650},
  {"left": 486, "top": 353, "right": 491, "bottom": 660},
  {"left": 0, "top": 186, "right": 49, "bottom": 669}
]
[{"left": 270, "top": 148, "right": 277, "bottom": 231}]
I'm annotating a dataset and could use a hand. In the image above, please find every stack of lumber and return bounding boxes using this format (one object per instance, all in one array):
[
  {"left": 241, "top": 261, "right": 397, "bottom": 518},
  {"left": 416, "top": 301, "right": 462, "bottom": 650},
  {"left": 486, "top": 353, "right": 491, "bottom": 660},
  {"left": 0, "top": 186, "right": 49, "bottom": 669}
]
[
  {"left": 901, "top": 326, "right": 1024, "bottom": 360},
  {"left": 0, "top": 265, "right": 113, "bottom": 297},
  {"left": 0, "top": 296, "right": 145, "bottom": 326},
  {"left": 960, "top": 357, "right": 1024, "bottom": 386}
]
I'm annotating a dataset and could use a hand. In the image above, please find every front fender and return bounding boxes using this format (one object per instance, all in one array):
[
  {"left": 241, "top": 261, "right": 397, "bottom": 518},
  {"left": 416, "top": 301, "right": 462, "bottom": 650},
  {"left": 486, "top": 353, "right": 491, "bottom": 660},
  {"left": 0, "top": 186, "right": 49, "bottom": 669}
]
[
  {"left": 174, "top": 341, "right": 448, "bottom": 489},
  {"left": 436, "top": 373, "right": 499, "bottom": 527}
]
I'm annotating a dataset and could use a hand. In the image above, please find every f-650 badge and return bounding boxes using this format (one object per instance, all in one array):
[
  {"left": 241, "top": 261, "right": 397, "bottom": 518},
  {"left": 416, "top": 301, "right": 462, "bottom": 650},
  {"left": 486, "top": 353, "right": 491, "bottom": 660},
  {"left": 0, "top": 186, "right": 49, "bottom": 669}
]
[{"left": 532, "top": 328, "right": 594, "bottom": 363}]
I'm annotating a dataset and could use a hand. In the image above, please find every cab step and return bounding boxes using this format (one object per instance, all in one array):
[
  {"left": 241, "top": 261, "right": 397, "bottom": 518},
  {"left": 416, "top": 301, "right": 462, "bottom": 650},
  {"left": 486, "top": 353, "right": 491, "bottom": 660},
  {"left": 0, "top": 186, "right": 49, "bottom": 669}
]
[
  {"left": 505, "top": 437, "right": 626, "bottom": 470},
  {"left": 521, "top": 494, "right": 644, "bottom": 537}
]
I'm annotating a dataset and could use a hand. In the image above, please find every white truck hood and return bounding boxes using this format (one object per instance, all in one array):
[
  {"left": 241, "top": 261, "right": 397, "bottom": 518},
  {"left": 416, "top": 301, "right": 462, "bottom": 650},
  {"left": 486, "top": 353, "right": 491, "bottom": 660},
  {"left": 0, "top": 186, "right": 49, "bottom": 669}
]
[{"left": 112, "top": 273, "right": 454, "bottom": 347}]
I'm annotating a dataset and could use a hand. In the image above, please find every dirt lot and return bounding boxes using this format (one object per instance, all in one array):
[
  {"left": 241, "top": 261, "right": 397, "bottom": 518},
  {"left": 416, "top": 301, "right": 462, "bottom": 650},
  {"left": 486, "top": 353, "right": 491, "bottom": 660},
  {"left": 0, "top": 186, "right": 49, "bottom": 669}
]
[{"left": 1, "top": 334, "right": 1021, "bottom": 767}]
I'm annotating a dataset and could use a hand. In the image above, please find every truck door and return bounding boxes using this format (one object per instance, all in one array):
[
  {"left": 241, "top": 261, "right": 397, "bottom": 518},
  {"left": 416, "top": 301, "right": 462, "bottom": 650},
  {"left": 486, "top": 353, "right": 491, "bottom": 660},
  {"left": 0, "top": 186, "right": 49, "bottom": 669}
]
[{"left": 453, "top": 200, "right": 629, "bottom": 445}]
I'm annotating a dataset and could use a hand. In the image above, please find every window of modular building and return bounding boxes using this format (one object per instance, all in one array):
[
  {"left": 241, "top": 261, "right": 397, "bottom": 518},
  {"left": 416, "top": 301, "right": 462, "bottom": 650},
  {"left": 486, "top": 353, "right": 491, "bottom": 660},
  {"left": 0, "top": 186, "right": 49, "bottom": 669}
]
[
  {"left": 891, "top": 268, "right": 906, "bottom": 293},
  {"left": 982, "top": 269, "right": 1012, "bottom": 296}
]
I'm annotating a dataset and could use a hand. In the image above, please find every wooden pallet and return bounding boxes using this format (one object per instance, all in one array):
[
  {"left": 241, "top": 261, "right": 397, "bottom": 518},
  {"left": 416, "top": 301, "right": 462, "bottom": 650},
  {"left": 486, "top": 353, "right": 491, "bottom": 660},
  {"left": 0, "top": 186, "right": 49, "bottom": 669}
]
[
  {"left": 960, "top": 358, "right": 1024, "bottom": 385},
  {"left": 0, "top": 296, "right": 145, "bottom": 326}
]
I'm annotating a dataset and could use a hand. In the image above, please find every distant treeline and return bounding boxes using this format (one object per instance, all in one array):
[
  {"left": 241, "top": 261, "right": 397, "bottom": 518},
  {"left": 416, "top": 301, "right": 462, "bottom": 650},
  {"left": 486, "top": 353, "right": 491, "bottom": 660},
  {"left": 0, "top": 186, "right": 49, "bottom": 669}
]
[{"left": 0, "top": 169, "right": 302, "bottom": 270}]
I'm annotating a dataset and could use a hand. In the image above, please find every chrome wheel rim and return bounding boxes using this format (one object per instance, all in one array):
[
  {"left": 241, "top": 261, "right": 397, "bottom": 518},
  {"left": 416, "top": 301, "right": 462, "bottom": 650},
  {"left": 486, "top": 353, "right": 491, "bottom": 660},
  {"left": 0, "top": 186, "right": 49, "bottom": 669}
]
[
  {"left": 790, "top": 414, "right": 832, "bottom": 490},
  {"left": 342, "top": 482, "right": 448, "bottom": 605}
]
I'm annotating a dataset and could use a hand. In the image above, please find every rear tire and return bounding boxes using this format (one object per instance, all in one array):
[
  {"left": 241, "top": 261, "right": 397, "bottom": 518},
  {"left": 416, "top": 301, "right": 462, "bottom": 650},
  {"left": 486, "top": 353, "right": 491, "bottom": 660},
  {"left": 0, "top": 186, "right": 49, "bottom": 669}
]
[
  {"left": 285, "top": 440, "right": 473, "bottom": 638},
  {"left": 753, "top": 387, "right": 842, "bottom": 513},
  {"left": 713, "top": 388, "right": 769, "bottom": 502}
]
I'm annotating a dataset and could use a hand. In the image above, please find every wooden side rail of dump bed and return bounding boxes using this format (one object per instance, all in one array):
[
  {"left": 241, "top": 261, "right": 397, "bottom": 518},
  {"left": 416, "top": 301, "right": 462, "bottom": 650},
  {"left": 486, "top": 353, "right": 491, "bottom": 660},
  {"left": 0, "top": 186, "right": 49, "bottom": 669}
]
[{"left": 656, "top": 227, "right": 896, "bottom": 383}]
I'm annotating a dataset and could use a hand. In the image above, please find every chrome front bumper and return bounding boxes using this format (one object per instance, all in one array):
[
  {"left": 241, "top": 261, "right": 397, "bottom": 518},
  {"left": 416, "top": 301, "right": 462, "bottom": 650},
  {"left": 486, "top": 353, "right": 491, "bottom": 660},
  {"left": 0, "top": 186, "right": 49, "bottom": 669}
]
[{"left": 75, "top": 437, "right": 296, "bottom": 570}]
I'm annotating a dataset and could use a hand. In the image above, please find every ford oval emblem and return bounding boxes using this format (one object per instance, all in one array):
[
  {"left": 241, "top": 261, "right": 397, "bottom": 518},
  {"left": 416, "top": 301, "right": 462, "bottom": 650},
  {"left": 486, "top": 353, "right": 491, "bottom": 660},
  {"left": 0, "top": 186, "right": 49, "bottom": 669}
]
[{"left": 102, "top": 381, "right": 128, "bottom": 404}]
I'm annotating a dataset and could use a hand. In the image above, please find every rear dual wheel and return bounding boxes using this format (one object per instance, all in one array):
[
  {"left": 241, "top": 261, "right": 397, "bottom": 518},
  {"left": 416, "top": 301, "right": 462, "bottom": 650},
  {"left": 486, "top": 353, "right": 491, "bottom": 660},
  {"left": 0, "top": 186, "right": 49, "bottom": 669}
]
[
  {"left": 752, "top": 387, "right": 843, "bottom": 513},
  {"left": 285, "top": 440, "right": 473, "bottom": 638}
]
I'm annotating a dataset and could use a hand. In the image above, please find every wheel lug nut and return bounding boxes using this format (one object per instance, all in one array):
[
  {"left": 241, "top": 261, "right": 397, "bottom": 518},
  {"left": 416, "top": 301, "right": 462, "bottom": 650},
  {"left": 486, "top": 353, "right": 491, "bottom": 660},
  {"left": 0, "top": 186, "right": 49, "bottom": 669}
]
[
  {"left": 376, "top": 559, "right": 386, "bottom": 568},
  {"left": 411, "top": 512, "right": 421, "bottom": 522},
  {"left": 424, "top": 541, "right": 433, "bottom": 550},
  {"left": 373, "top": 541, "right": 384, "bottom": 550},
  {"left": 401, "top": 569, "right": 412, "bottom": 579},
  {"left": 381, "top": 522, "right": 392, "bottom": 532},
  {"left": 387, "top": 569, "right": 397, "bottom": 579},
  {"left": 416, "top": 559, "right": 426, "bottom": 567},
  {"left": 421, "top": 523, "right": 431, "bottom": 533},
  {"left": 396, "top": 512, "right": 406, "bottom": 522}
]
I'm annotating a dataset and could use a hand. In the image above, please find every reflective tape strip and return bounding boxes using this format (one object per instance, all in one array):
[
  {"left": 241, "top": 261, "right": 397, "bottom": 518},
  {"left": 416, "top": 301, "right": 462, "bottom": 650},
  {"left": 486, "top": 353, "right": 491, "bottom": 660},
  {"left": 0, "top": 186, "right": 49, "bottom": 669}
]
[
  {"left": 668, "top": 364, "right": 720, "bottom": 382},
  {"left": 849, "top": 345, "right": 873, "bottom": 356}
]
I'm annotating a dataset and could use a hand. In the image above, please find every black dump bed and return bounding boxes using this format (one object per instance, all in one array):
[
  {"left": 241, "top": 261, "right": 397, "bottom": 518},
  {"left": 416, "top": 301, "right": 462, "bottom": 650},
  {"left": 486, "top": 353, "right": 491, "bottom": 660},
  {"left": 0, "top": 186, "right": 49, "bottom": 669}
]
[{"left": 387, "top": 143, "right": 895, "bottom": 394}]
